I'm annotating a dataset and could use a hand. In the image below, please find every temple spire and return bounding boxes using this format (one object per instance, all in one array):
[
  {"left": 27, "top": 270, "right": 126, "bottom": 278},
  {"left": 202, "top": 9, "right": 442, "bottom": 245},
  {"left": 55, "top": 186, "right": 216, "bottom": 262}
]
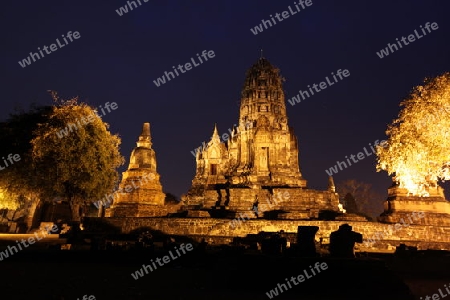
[
  {"left": 141, "top": 122, "right": 150, "bottom": 137},
  {"left": 109, "top": 122, "right": 167, "bottom": 217},
  {"left": 328, "top": 176, "right": 336, "bottom": 192},
  {"left": 211, "top": 123, "right": 221, "bottom": 143},
  {"left": 137, "top": 122, "right": 152, "bottom": 148}
]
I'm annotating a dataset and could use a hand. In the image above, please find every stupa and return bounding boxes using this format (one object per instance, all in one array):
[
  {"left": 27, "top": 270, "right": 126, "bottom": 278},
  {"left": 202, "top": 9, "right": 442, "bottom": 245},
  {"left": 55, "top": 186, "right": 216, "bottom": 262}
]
[{"left": 108, "top": 123, "right": 178, "bottom": 217}]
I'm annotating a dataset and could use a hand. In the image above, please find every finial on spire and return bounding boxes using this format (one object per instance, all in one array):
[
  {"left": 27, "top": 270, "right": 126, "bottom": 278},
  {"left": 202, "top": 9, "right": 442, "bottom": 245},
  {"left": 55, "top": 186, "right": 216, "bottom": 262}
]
[
  {"left": 137, "top": 122, "right": 152, "bottom": 148},
  {"left": 141, "top": 122, "right": 150, "bottom": 137},
  {"left": 260, "top": 49, "right": 264, "bottom": 59},
  {"left": 328, "top": 176, "right": 336, "bottom": 192},
  {"left": 209, "top": 123, "right": 221, "bottom": 144}
]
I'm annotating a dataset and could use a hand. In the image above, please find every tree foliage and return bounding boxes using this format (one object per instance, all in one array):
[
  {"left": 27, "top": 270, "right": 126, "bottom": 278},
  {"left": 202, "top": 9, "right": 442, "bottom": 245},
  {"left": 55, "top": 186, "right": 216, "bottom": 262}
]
[
  {"left": 0, "top": 104, "right": 52, "bottom": 207},
  {"left": 342, "top": 193, "right": 358, "bottom": 214},
  {"left": 0, "top": 105, "right": 50, "bottom": 191},
  {"left": 30, "top": 95, "right": 124, "bottom": 220},
  {"left": 0, "top": 189, "right": 26, "bottom": 210},
  {"left": 336, "top": 179, "right": 381, "bottom": 217},
  {"left": 164, "top": 193, "right": 179, "bottom": 205},
  {"left": 376, "top": 73, "right": 450, "bottom": 196},
  {"left": 0, "top": 94, "right": 124, "bottom": 220}
]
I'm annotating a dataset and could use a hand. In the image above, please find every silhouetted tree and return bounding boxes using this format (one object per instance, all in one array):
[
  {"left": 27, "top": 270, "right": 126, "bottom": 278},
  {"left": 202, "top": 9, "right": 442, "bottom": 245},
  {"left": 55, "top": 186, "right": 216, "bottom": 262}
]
[
  {"left": 0, "top": 107, "right": 47, "bottom": 229},
  {"left": 165, "top": 193, "right": 179, "bottom": 204},
  {"left": 0, "top": 104, "right": 52, "bottom": 210},
  {"left": 343, "top": 193, "right": 358, "bottom": 214},
  {"left": 336, "top": 179, "right": 382, "bottom": 218}
]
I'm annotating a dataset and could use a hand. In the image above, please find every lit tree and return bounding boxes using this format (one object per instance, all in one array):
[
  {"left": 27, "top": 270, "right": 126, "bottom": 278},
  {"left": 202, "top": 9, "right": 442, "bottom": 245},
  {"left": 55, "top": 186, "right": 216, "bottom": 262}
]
[
  {"left": 0, "top": 94, "right": 124, "bottom": 221},
  {"left": 0, "top": 189, "right": 26, "bottom": 210},
  {"left": 31, "top": 94, "right": 124, "bottom": 221},
  {"left": 376, "top": 73, "right": 450, "bottom": 196}
]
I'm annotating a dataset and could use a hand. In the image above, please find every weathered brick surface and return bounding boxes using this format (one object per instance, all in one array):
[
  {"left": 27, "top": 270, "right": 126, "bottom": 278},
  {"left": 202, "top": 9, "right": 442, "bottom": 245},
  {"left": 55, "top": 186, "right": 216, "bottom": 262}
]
[
  {"left": 380, "top": 186, "right": 450, "bottom": 226},
  {"left": 109, "top": 123, "right": 168, "bottom": 217},
  {"left": 181, "top": 58, "right": 341, "bottom": 218},
  {"left": 88, "top": 217, "right": 450, "bottom": 251}
]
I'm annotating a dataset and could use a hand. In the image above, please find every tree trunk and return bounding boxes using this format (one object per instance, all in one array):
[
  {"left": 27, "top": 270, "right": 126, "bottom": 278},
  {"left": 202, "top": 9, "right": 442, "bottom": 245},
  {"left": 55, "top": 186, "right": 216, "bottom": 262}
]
[
  {"left": 70, "top": 202, "right": 81, "bottom": 222},
  {"left": 25, "top": 194, "right": 40, "bottom": 232},
  {"left": 97, "top": 204, "right": 104, "bottom": 218}
]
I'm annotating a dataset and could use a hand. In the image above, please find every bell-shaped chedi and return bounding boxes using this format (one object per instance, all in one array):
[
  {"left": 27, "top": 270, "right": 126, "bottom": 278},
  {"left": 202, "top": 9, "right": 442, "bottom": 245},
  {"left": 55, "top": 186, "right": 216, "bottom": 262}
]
[
  {"left": 182, "top": 57, "right": 341, "bottom": 219},
  {"left": 109, "top": 123, "right": 175, "bottom": 217}
]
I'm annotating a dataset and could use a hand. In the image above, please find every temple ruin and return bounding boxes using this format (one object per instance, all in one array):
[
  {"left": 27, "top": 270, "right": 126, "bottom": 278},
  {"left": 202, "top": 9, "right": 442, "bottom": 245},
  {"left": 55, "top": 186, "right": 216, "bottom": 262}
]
[
  {"left": 98, "top": 57, "right": 450, "bottom": 251},
  {"left": 108, "top": 123, "right": 178, "bottom": 217},
  {"left": 182, "top": 57, "right": 342, "bottom": 219}
]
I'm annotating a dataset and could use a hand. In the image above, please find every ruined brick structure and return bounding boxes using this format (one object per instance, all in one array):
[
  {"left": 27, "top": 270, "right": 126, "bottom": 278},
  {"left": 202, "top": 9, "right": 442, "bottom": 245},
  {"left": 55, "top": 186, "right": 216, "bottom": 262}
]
[
  {"left": 182, "top": 57, "right": 342, "bottom": 219},
  {"left": 108, "top": 123, "right": 178, "bottom": 217},
  {"left": 98, "top": 57, "right": 450, "bottom": 251},
  {"left": 379, "top": 185, "right": 450, "bottom": 226}
]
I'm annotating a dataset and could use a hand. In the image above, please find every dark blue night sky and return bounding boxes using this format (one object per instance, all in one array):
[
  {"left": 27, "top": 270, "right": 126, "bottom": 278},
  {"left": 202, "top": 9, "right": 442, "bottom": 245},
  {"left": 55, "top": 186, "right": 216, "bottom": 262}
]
[{"left": 2, "top": 0, "right": 450, "bottom": 214}]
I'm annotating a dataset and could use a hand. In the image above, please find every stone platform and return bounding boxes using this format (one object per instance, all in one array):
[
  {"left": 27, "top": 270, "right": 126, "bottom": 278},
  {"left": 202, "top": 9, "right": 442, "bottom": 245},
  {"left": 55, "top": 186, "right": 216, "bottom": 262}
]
[
  {"left": 379, "top": 186, "right": 450, "bottom": 226},
  {"left": 84, "top": 217, "right": 450, "bottom": 252}
]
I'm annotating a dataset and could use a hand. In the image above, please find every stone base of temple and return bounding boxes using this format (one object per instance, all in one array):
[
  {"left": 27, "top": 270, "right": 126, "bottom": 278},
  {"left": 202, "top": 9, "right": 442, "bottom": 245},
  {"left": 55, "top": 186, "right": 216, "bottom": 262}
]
[
  {"left": 379, "top": 186, "right": 450, "bottom": 226},
  {"left": 336, "top": 213, "right": 369, "bottom": 222},
  {"left": 84, "top": 217, "right": 450, "bottom": 251},
  {"left": 183, "top": 187, "right": 342, "bottom": 220},
  {"left": 379, "top": 211, "right": 450, "bottom": 226},
  {"left": 107, "top": 203, "right": 181, "bottom": 217},
  {"left": 277, "top": 211, "right": 312, "bottom": 220},
  {"left": 186, "top": 210, "right": 211, "bottom": 218},
  {"left": 229, "top": 210, "right": 258, "bottom": 219}
]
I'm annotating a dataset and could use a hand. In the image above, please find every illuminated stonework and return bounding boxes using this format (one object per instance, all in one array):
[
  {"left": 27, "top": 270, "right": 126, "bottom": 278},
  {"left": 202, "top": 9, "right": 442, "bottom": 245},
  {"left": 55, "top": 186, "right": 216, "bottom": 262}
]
[
  {"left": 91, "top": 59, "right": 450, "bottom": 251},
  {"left": 182, "top": 57, "right": 341, "bottom": 218},
  {"left": 91, "top": 59, "right": 450, "bottom": 252},
  {"left": 379, "top": 184, "right": 450, "bottom": 226},
  {"left": 109, "top": 123, "right": 178, "bottom": 217}
]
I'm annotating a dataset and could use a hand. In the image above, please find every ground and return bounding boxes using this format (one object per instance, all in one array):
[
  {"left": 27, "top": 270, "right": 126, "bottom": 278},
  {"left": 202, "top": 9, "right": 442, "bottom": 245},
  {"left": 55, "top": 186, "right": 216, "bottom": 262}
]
[{"left": 0, "top": 244, "right": 448, "bottom": 300}]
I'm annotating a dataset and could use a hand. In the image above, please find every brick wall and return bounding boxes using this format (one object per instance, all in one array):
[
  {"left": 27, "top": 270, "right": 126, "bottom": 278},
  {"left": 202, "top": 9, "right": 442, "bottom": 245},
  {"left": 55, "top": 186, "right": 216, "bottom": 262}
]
[{"left": 84, "top": 217, "right": 450, "bottom": 251}]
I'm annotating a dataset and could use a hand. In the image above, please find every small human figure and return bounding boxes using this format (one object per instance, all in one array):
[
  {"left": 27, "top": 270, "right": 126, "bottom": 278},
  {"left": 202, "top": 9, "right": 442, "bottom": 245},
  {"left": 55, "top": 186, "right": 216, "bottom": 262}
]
[{"left": 329, "top": 224, "right": 362, "bottom": 258}]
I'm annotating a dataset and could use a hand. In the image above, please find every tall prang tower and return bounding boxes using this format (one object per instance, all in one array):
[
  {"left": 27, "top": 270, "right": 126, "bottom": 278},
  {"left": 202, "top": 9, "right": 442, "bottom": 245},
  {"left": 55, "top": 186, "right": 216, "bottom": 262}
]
[
  {"left": 182, "top": 57, "right": 341, "bottom": 219},
  {"left": 230, "top": 56, "right": 306, "bottom": 187}
]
